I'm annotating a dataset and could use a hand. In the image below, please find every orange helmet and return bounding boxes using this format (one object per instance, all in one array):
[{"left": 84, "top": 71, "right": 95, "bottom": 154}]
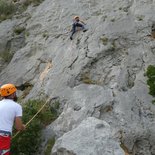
[
  {"left": 0, "top": 84, "right": 17, "bottom": 97},
  {"left": 74, "top": 16, "right": 79, "bottom": 20}
]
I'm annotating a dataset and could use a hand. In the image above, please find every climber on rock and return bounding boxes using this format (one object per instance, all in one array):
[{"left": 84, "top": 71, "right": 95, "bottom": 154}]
[{"left": 70, "top": 16, "right": 88, "bottom": 40}]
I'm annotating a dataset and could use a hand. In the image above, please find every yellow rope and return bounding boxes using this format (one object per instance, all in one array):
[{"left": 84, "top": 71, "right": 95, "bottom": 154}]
[{"left": 13, "top": 98, "right": 51, "bottom": 139}]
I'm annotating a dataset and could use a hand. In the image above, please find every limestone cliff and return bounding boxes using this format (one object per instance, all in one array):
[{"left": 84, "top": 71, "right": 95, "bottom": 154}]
[{"left": 1, "top": 0, "right": 155, "bottom": 154}]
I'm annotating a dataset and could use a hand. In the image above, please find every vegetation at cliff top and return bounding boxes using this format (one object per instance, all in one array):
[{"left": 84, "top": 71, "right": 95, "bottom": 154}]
[{"left": 0, "top": 0, "right": 44, "bottom": 21}]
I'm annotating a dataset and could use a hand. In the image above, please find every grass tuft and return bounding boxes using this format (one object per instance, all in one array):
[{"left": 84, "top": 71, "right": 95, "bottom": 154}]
[{"left": 0, "top": 0, "right": 16, "bottom": 21}]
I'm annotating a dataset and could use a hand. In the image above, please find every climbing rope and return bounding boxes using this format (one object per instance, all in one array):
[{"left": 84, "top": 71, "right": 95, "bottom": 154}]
[{"left": 13, "top": 97, "right": 51, "bottom": 139}]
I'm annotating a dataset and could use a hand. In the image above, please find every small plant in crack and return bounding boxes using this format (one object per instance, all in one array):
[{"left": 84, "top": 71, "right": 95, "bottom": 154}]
[
  {"left": 42, "top": 32, "right": 49, "bottom": 39},
  {"left": 136, "top": 15, "right": 144, "bottom": 21},
  {"left": 100, "top": 36, "right": 109, "bottom": 45},
  {"left": 110, "top": 18, "right": 115, "bottom": 22},
  {"left": 44, "top": 137, "right": 55, "bottom": 155},
  {"left": 151, "top": 24, "right": 155, "bottom": 39},
  {"left": 80, "top": 72, "right": 96, "bottom": 84},
  {"left": 13, "top": 26, "right": 25, "bottom": 35},
  {"left": 146, "top": 65, "right": 155, "bottom": 97},
  {"left": 108, "top": 40, "right": 117, "bottom": 51},
  {"left": 0, "top": 50, "right": 14, "bottom": 63},
  {"left": 25, "top": 31, "right": 30, "bottom": 37}
]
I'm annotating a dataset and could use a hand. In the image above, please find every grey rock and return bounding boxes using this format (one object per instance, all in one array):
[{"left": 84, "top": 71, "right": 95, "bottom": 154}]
[
  {"left": 51, "top": 84, "right": 113, "bottom": 137},
  {"left": 0, "top": 0, "right": 155, "bottom": 154},
  {"left": 52, "top": 117, "right": 124, "bottom": 155}
]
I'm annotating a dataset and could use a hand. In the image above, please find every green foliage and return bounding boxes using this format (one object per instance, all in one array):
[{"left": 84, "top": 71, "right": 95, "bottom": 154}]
[
  {"left": 44, "top": 137, "right": 55, "bottom": 155},
  {"left": 152, "top": 100, "right": 155, "bottom": 105},
  {"left": 146, "top": 65, "right": 155, "bottom": 96},
  {"left": 0, "top": 0, "right": 16, "bottom": 21},
  {"left": 11, "top": 100, "right": 59, "bottom": 155},
  {"left": 0, "top": 0, "right": 45, "bottom": 21},
  {"left": 0, "top": 50, "right": 14, "bottom": 62},
  {"left": 23, "top": 0, "right": 44, "bottom": 6},
  {"left": 14, "top": 27, "right": 25, "bottom": 35}
]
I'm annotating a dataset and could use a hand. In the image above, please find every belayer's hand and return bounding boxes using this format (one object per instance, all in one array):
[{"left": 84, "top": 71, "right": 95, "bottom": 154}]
[{"left": 22, "top": 124, "right": 26, "bottom": 130}]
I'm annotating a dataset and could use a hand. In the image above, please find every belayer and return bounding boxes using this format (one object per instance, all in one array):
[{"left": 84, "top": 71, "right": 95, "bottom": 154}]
[
  {"left": 70, "top": 16, "right": 88, "bottom": 40},
  {"left": 0, "top": 84, "right": 25, "bottom": 155}
]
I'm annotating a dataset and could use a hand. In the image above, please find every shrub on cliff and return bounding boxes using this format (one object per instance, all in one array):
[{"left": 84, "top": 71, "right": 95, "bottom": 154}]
[
  {"left": 146, "top": 65, "right": 155, "bottom": 96},
  {"left": 0, "top": 0, "right": 16, "bottom": 21}
]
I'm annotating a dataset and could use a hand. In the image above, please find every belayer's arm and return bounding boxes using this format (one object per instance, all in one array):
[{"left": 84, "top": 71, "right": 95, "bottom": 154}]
[{"left": 15, "top": 117, "right": 25, "bottom": 131}]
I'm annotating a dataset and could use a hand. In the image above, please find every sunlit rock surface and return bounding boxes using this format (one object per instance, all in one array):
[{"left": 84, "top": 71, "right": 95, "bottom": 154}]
[{"left": 1, "top": 0, "right": 155, "bottom": 154}]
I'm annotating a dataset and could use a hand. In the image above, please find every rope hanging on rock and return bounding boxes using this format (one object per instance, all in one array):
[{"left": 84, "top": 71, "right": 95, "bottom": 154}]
[{"left": 13, "top": 98, "right": 51, "bottom": 139}]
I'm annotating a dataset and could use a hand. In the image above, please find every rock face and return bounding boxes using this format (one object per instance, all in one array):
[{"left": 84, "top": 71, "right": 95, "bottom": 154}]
[
  {"left": 1, "top": 0, "right": 155, "bottom": 155},
  {"left": 52, "top": 117, "right": 124, "bottom": 155}
]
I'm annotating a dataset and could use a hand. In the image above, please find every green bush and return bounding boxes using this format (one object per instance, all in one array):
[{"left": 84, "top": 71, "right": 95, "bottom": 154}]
[
  {"left": 146, "top": 65, "right": 155, "bottom": 96},
  {"left": 11, "top": 99, "right": 59, "bottom": 155},
  {"left": 0, "top": 50, "right": 14, "bottom": 63},
  {"left": 0, "top": 0, "right": 16, "bottom": 21}
]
